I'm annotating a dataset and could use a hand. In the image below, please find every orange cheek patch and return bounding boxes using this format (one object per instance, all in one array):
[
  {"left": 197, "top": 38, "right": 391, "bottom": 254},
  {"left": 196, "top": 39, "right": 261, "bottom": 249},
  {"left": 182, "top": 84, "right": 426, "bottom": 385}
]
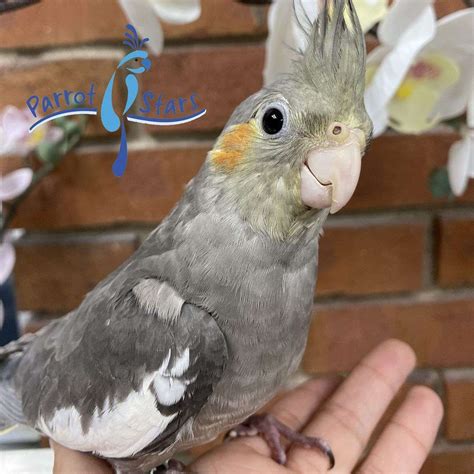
[{"left": 210, "top": 121, "right": 257, "bottom": 171}]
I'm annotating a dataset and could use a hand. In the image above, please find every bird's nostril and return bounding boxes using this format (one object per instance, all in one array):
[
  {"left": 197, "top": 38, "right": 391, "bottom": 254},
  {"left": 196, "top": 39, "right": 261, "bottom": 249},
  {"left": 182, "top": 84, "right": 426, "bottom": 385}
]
[{"left": 327, "top": 122, "right": 349, "bottom": 142}]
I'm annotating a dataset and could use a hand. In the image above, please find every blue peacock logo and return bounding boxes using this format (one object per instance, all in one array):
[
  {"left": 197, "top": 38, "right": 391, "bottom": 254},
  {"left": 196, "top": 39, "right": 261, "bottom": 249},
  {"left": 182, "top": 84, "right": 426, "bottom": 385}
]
[
  {"left": 25, "top": 24, "right": 206, "bottom": 177},
  {"left": 100, "top": 25, "right": 151, "bottom": 176}
]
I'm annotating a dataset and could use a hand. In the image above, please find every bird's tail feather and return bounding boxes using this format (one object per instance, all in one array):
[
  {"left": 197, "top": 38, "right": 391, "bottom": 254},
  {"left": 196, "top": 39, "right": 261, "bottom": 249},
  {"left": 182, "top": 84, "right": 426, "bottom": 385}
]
[
  {"left": 0, "top": 374, "right": 25, "bottom": 432},
  {"left": 0, "top": 335, "right": 33, "bottom": 431}
]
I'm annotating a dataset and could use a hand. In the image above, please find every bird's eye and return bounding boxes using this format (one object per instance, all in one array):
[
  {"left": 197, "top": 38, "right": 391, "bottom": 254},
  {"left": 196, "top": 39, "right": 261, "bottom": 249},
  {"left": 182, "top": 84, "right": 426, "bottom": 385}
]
[
  {"left": 134, "top": 58, "right": 139, "bottom": 62},
  {"left": 260, "top": 102, "right": 288, "bottom": 137},
  {"left": 262, "top": 108, "right": 283, "bottom": 134}
]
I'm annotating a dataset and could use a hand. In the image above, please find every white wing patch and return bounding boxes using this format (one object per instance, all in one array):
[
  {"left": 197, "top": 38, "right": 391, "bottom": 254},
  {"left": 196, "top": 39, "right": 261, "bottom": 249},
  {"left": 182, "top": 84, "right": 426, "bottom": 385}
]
[
  {"left": 133, "top": 279, "right": 184, "bottom": 321},
  {"left": 37, "top": 349, "right": 191, "bottom": 458},
  {"left": 153, "top": 348, "right": 190, "bottom": 406}
]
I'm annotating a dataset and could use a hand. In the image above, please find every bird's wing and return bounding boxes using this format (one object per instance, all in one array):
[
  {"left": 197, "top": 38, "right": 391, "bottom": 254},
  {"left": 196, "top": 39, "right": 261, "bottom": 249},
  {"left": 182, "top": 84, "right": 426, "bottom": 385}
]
[
  {"left": 0, "top": 322, "right": 62, "bottom": 430},
  {"left": 13, "top": 277, "right": 228, "bottom": 459}
]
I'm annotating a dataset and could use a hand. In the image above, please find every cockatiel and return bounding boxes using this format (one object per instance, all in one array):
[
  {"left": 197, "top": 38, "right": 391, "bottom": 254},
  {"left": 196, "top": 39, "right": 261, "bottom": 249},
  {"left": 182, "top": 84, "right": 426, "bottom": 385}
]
[{"left": 0, "top": 0, "right": 372, "bottom": 472}]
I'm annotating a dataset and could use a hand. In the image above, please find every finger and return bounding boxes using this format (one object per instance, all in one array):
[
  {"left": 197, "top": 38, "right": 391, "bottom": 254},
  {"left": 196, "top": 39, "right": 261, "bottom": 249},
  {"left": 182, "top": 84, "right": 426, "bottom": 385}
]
[
  {"left": 268, "top": 376, "right": 342, "bottom": 430},
  {"left": 231, "top": 375, "right": 341, "bottom": 458},
  {"left": 51, "top": 440, "right": 113, "bottom": 474},
  {"left": 287, "top": 339, "right": 416, "bottom": 473},
  {"left": 358, "top": 385, "right": 443, "bottom": 474}
]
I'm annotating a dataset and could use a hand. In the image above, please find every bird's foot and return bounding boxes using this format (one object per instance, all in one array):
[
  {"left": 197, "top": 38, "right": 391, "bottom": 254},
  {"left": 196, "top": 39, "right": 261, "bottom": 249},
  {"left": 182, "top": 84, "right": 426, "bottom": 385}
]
[
  {"left": 154, "top": 458, "right": 186, "bottom": 473},
  {"left": 226, "top": 413, "right": 335, "bottom": 469}
]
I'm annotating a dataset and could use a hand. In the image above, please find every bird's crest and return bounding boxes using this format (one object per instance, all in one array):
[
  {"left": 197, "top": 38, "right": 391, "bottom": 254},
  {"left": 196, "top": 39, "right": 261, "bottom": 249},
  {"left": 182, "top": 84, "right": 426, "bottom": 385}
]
[
  {"left": 123, "top": 24, "right": 149, "bottom": 50},
  {"left": 293, "top": 0, "right": 366, "bottom": 99}
]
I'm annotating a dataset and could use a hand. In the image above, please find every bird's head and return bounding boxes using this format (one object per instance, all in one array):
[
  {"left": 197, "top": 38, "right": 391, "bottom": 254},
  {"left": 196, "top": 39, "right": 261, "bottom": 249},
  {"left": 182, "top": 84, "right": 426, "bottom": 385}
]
[
  {"left": 119, "top": 24, "right": 151, "bottom": 74},
  {"left": 118, "top": 50, "right": 151, "bottom": 74},
  {"left": 205, "top": 0, "right": 372, "bottom": 241}
]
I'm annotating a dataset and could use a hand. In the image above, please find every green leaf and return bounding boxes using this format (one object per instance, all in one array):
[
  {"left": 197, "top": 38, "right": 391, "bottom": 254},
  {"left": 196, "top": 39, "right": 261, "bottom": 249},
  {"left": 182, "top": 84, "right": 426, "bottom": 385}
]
[
  {"left": 429, "top": 167, "right": 453, "bottom": 199},
  {"left": 35, "top": 115, "right": 87, "bottom": 164},
  {"left": 58, "top": 118, "right": 82, "bottom": 136},
  {"left": 443, "top": 115, "right": 465, "bottom": 132},
  {"left": 36, "top": 140, "right": 62, "bottom": 164}
]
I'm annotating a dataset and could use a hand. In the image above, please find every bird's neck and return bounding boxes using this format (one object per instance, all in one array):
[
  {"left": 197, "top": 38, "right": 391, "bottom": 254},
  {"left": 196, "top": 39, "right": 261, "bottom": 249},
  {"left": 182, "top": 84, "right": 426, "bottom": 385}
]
[{"left": 184, "top": 163, "right": 328, "bottom": 244}]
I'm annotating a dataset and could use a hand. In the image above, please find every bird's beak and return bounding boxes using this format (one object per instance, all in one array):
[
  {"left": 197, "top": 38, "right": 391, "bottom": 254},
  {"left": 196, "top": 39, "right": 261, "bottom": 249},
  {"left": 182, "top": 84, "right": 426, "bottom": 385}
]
[
  {"left": 142, "top": 58, "right": 151, "bottom": 71},
  {"left": 300, "top": 124, "right": 365, "bottom": 214}
]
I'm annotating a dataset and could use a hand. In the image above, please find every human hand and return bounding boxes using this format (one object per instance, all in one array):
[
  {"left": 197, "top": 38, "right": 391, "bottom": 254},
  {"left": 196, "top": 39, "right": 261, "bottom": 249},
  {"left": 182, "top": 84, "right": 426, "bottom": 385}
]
[
  {"left": 190, "top": 339, "right": 443, "bottom": 474},
  {"left": 51, "top": 339, "right": 443, "bottom": 474},
  {"left": 51, "top": 440, "right": 112, "bottom": 474}
]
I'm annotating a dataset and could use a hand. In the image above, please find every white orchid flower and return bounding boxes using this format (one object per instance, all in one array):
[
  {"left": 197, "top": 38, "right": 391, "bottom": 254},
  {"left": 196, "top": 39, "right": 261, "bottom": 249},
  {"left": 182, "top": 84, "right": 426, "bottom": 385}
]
[
  {"left": 366, "top": 1, "right": 474, "bottom": 136},
  {"left": 0, "top": 106, "right": 63, "bottom": 157},
  {"left": 0, "top": 168, "right": 33, "bottom": 203},
  {"left": 118, "top": 0, "right": 201, "bottom": 55},
  {"left": 448, "top": 85, "right": 474, "bottom": 196},
  {"left": 0, "top": 169, "right": 32, "bottom": 285},
  {"left": 263, "top": 0, "right": 389, "bottom": 85}
]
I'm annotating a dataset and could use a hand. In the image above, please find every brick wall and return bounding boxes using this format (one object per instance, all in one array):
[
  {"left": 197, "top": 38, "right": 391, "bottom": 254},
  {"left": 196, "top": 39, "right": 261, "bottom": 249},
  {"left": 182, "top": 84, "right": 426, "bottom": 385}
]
[{"left": 1, "top": 0, "right": 473, "bottom": 470}]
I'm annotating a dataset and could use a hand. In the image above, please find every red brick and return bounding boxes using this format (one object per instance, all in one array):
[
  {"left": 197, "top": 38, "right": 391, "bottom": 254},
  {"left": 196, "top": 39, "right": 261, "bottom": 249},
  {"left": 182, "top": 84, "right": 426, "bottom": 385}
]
[
  {"left": 444, "top": 372, "right": 474, "bottom": 441},
  {"left": 434, "top": 0, "right": 468, "bottom": 18},
  {"left": 0, "top": 0, "right": 266, "bottom": 50},
  {"left": 317, "top": 220, "right": 426, "bottom": 296},
  {"left": 348, "top": 133, "right": 474, "bottom": 211},
  {"left": 303, "top": 298, "right": 474, "bottom": 373},
  {"left": 14, "top": 234, "right": 139, "bottom": 312},
  {"left": 0, "top": 58, "right": 125, "bottom": 137},
  {"left": 437, "top": 215, "right": 474, "bottom": 288},
  {"left": 4, "top": 146, "right": 207, "bottom": 230},
  {"left": 0, "top": 0, "right": 125, "bottom": 49},
  {"left": 161, "top": 0, "right": 268, "bottom": 40},
  {"left": 142, "top": 45, "right": 264, "bottom": 133},
  {"left": 421, "top": 447, "right": 474, "bottom": 474}
]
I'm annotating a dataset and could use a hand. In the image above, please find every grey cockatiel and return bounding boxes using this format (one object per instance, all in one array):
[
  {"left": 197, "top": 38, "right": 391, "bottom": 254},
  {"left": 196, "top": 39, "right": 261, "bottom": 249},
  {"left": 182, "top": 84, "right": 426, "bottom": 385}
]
[{"left": 0, "top": 0, "right": 372, "bottom": 472}]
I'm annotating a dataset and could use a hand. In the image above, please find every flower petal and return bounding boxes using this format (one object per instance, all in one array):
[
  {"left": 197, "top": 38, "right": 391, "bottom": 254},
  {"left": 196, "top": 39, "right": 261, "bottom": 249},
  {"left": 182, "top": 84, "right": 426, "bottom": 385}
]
[
  {"left": 118, "top": 0, "right": 164, "bottom": 55},
  {"left": 4, "top": 229, "right": 25, "bottom": 244},
  {"left": 263, "top": 0, "right": 319, "bottom": 85},
  {"left": 448, "top": 134, "right": 473, "bottom": 196},
  {"left": 1, "top": 106, "right": 31, "bottom": 142},
  {"left": 468, "top": 82, "right": 474, "bottom": 130},
  {"left": 353, "top": 0, "right": 388, "bottom": 33},
  {"left": 0, "top": 106, "right": 33, "bottom": 155},
  {"left": 0, "top": 242, "right": 15, "bottom": 285},
  {"left": 378, "top": 0, "right": 434, "bottom": 47},
  {"left": 424, "top": 9, "right": 474, "bottom": 120},
  {"left": 364, "top": 0, "right": 436, "bottom": 136},
  {"left": 149, "top": 0, "right": 201, "bottom": 25},
  {"left": 0, "top": 168, "right": 33, "bottom": 201},
  {"left": 45, "top": 126, "right": 64, "bottom": 144},
  {"left": 388, "top": 83, "right": 440, "bottom": 134}
]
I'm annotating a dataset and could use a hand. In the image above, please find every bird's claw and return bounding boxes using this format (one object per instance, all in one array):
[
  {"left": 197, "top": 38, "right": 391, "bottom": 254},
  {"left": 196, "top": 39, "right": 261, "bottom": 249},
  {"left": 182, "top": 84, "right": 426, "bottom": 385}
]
[
  {"left": 154, "top": 458, "right": 187, "bottom": 473},
  {"left": 226, "top": 413, "right": 335, "bottom": 470}
]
